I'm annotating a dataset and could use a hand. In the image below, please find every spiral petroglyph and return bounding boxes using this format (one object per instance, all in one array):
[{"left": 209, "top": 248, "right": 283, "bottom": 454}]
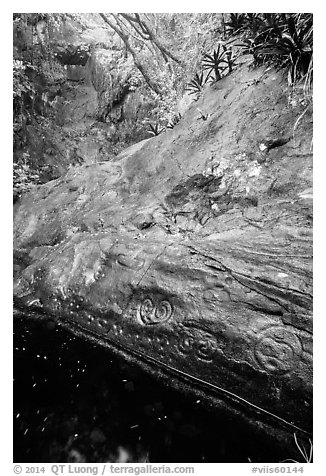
[
  {"left": 254, "top": 325, "right": 302, "bottom": 374},
  {"left": 155, "top": 300, "right": 173, "bottom": 321},
  {"left": 138, "top": 297, "right": 173, "bottom": 325}
]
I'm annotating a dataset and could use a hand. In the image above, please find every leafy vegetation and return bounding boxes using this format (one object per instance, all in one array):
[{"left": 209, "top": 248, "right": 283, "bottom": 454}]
[
  {"left": 186, "top": 72, "right": 210, "bottom": 96},
  {"left": 202, "top": 45, "right": 227, "bottom": 81},
  {"left": 186, "top": 41, "right": 237, "bottom": 100},
  {"left": 235, "top": 13, "right": 313, "bottom": 87},
  {"left": 13, "top": 14, "right": 70, "bottom": 197},
  {"left": 13, "top": 61, "right": 34, "bottom": 148},
  {"left": 186, "top": 13, "right": 312, "bottom": 103},
  {"left": 202, "top": 43, "right": 236, "bottom": 81},
  {"left": 225, "top": 14, "right": 247, "bottom": 36},
  {"left": 13, "top": 153, "right": 41, "bottom": 202},
  {"left": 167, "top": 113, "right": 182, "bottom": 130},
  {"left": 147, "top": 122, "right": 165, "bottom": 137}
]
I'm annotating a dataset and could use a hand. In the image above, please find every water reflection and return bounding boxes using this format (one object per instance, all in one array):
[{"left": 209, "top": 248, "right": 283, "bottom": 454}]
[{"left": 14, "top": 315, "right": 278, "bottom": 463}]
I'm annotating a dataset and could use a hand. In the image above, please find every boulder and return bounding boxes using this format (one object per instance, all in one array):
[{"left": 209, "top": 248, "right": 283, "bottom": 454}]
[{"left": 14, "top": 62, "right": 313, "bottom": 453}]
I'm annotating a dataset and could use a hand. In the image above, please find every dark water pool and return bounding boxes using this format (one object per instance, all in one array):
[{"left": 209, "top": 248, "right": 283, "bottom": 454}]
[{"left": 14, "top": 315, "right": 288, "bottom": 463}]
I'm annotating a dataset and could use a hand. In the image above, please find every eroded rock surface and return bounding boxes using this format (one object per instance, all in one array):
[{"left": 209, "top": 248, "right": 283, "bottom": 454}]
[{"left": 14, "top": 62, "right": 313, "bottom": 450}]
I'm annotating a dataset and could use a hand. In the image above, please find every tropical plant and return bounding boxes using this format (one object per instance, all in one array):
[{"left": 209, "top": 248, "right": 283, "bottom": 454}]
[
  {"left": 196, "top": 108, "right": 209, "bottom": 120},
  {"left": 147, "top": 122, "right": 165, "bottom": 136},
  {"left": 186, "top": 71, "right": 210, "bottom": 96},
  {"left": 221, "top": 44, "right": 237, "bottom": 74},
  {"left": 235, "top": 38, "right": 257, "bottom": 56},
  {"left": 235, "top": 36, "right": 267, "bottom": 67},
  {"left": 235, "top": 13, "right": 313, "bottom": 87},
  {"left": 225, "top": 14, "right": 247, "bottom": 36},
  {"left": 202, "top": 44, "right": 227, "bottom": 81},
  {"left": 202, "top": 43, "right": 236, "bottom": 82},
  {"left": 235, "top": 14, "right": 286, "bottom": 64},
  {"left": 167, "top": 113, "right": 181, "bottom": 129},
  {"left": 255, "top": 13, "right": 313, "bottom": 85},
  {"left": 246, "top": 13, "right": 285, "bottom": 39}
]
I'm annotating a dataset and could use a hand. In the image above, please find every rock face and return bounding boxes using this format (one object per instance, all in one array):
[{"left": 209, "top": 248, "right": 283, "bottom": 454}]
[
  {"left": 14, "top": 13, "right": 149, "bottom": 192},
  {"left": 14, "top": 61, "right": 313, "bottom": 454}
]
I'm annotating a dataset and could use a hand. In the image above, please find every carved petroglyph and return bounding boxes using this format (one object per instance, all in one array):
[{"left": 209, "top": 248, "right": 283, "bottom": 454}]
[
  {"left": 139, "top": 298, "right": 155, "bottom": 323},
  {"left": 196, "top": 339, "right": 218, "bottom": 362},
  {"left": 107, "top": 241, "right": 148, "bottom": 271},
  {"left": 254, "top": 325, "right": 302, "bottom": 374},
  {"left": 178, "top": 336, "right": 194, "bottom": 355},
  {"left": 202, "top": 272, "right": 232, "bottom": 303},
  {"left": 138, "top": 297, "right": 173, "bottom": 325},
  {"left": 117, "top": 253, "right": 145, "bottom": 270},
  {"left": 177, "top": 331, "right": 218, "bottom": 362}
]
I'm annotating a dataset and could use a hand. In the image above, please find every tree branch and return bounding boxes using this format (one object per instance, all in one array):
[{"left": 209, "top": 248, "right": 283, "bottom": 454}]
[
  {"left": 119, "top": 13, "right": 184, "bottom": 66},
  {"left": 99, "top": 13, "right": 162, "bottom": 96}
]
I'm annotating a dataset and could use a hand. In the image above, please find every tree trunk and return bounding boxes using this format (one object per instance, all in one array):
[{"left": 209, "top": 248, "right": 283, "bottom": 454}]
[
  {"left": 99, "top": 13, "right": 162, "bottom": 96},
  {"left": 119, "top": 13, "right": 184, "bottom": 66}
]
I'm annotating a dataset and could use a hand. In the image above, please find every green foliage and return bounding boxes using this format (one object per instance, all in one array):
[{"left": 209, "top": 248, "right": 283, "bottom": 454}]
[
  {"left": 12, "top": 12, "right": 313, "bottom": 197},
  {"left": 202, "top": 43, "right": 236, "bottom": 81},
  {"left": 13, "top": 60, "right": 36, "bottom": 101},
  {"left": 222, "top": 44, "right": 236, "bottom": 74},
  {"left": 167, "top": 113, "right": 181, "bottom": 130},
  {"left": 39, "top": 58, "right": 67, "bottom": 85},
  {"left": 13, "top": 152, "right": 40, "bottom": 201},
  {"left": 202, "top": 45, "right": 226, "bottom": 81},
  {"left": 225, "top": 14, "right": 247, "bottom": 36},
  {"left": 256, "top": 14, "right": 312, "bottom": 85},
  {"left": 186, "top": 72, "right": 210, "bottom": 96},
  {"left": 13, "top": 60, "right": 37, "bottom": 149},
  {"left": 235, "top": 38, "right": 257, "bottom": 56},
  {"left": 234, "top": 13, "right": 313, "bottom": 87},
  {"left": 185, "top": 41, "right": 237, "bottom": 102},
  {"left": 13, "top": 14, "right": 68, "bottom": 154},
  {"left": 147, "top": 122, "right": 165, "bottom": 137},
  {"left": 13, "top": 14, "right": 227, "bottom": 154}
]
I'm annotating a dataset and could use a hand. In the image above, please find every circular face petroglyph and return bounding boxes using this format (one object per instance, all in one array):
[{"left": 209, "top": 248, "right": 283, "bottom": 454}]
[
  {"left": 138, "top": 297, "right": 173, "bottom": 325},
  {"left": 254, "top": 326, "right": 302, "bottom": 374},
  {"left": 139, "top": 298, "right": 155, "bottom": 323}
]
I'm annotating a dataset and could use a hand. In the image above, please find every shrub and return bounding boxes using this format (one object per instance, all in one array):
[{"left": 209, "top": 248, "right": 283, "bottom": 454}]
[
  {"left": 147, "top": 122, "right": 165, "bottom": 137},
  {"left": 222, "top": 44, "right": 236, "bottom": 74},
  {"left": 167, "top": 113, "right": 181, "bottom": 130},
  {"left": 13, "top": 152, "right": 40, "bottom": 202},
  {"left": 186, "top": 71, "right": 210, "bottom": 96},
  {"left": 235, "top": 13, "right": 313, "bottom": 87},
  {"left": 202, "top": 44, "right": 228, "bottom": 81},
  {"left": 255, "top": 14, "right": 313, "bottom": 85},
  {"left": 225, "top": 14, "right": 247, "bottom": 36}
]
